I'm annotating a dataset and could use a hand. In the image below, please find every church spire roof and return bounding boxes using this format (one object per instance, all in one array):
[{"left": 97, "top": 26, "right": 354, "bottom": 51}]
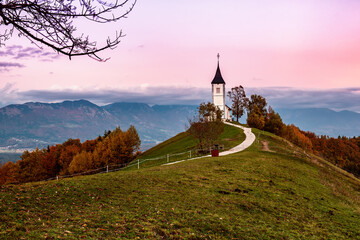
[{"left": 211, "top": 53, "right": 225, "bottom": 84}]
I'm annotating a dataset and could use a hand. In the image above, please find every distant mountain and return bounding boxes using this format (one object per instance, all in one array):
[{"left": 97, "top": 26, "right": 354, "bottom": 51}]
[
  {"left": 1, "top": 100, "right": 359, "bottom": 157},
  {"left": 0, "top": 100, "right": 197, "bottom": 152},
  {"left": 276, "top": 108, "right": 360, "bottom": 137},
  {"left": 0, "top": 100, "right": 118, "bottom": 149},
  {"left": 103, "top": 102, "right": 197, "bottom": 149}
]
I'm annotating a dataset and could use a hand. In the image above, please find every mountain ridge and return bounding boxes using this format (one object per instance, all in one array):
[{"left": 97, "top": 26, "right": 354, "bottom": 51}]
[
  {"left": 276, "top": 107, "right": 360, "bottom": 137},
  {"left": 0, "top": 100, "right": 359, "bottom": 156},
  {"left": 0, "top": 100, "right": 197, "bottom": 152}
]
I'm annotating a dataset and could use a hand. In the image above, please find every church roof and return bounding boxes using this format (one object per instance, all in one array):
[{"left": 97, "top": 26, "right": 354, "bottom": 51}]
[{"left": 211, "top": 54, "right": 225, "bottom": 84}]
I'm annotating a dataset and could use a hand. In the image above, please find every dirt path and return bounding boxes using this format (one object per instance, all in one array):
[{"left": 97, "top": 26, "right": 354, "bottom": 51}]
[{"left": 261, "top": 140, "right": 273, "bottom": 152}]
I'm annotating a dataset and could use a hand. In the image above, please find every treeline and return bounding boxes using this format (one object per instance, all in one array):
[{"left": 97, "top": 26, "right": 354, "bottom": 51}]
[
  {"left": 245, "top": 97, "right": 360, "bottom": 177},
  {"left": 279, "top": 123, "right": 360, "bottom": 177},
  {"left": 0, "top": 126, "right": 141, "bottom": 185}
]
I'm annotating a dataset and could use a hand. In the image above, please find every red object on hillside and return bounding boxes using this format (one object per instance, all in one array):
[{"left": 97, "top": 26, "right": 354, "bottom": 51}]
[{"left": 211, "top": 149, "right": 219, "bottom": 157}]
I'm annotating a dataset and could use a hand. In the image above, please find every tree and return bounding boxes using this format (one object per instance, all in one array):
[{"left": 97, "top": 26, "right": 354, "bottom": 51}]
[
  {"left": 0, "top": 161, "right": 19, "bottom": 185},
  {"left": 18, "top": 148, "right": 48, "bottom": 182},
  {"left": 248, "top": 94, "right": 268, "bottom": 118},
  {"left": 68, "top": 151, "right": 93, "bottom": 174},
  {"left": 247, "top": 105, "right": 265, "bottom": 130},
  {"left": 264, "top": 106, "right": 285, "bottom": 136},
  {"left": 227, "top": 85, "right": 249, "bottom": 122},
  {"left": 0, "top": 0, "right": 136, "bottom": 61},
  {"left": 91, "top": 126, "right": 140, "bottom": 167},
  {"left": 0, "top": 125, "right": 141, "bottom": 185},
  {"left": 198, "top": 102, "right": 223, "bottom": 122},
  {"left": 41, "top": 145, "right": 61, "bottom": 178},
  {"left": 188, "top": 102, "right": 224, "bottom": 151},
  {"left": 58, "top": 139, "right": 81, "bottom": 175}
]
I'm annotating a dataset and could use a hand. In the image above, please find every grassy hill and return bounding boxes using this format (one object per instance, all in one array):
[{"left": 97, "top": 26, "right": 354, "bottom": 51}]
[
  {"left": 134, "top": 123, "right": 246, "bottom": 168},
  {"left": 0, "top": 125, "right": 360, "bottom": 239}
]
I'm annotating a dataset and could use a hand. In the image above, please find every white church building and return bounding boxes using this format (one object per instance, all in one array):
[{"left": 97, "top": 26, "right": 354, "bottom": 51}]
[{"left": 211, "top": 54, "right": 231, "bottom": 121}]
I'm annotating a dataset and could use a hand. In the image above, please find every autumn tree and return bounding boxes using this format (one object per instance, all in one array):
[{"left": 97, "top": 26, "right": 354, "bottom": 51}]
[
  {"left": 68, "top": 151, "right": 94, "bottom": 174},
  {"left": 282, "top": 125, "right": 312, "bottom": 151},
  {"left": 18, "top": 148, "right": 48, "bottom": 182},
  {"left": 264, "top": 106, "right": 285, "bottom": 136},
  {"left": 41, "top": 145, "right": 61, "bottom": 178},
  {"left": 0, "top": 125, "right": 141, "bottom": 184},
  {"left": 58, "top": 139, "right": 82, "bottom": 175},
  {"left": 0, "top": 0, "right": 136, "bottom": 61},
  {"left": 247, "top": 105, "right": 265, "bottom": 130},
  {"left": 248, "top": 94, "right": 268, "bottom": 118},
  {"left": 0, "top": 161, "right": 19, "bottom": 185},
  {"left": 91, "top": 126, "right": 140, "bottom": 167},
  {"left": 81, "top": 139, "right": 97, "bottom": 153},
  {"left": 198, "top": 102, "right": 223, "bottom": 122},
  {"left": 227, "top": 85, "right": 249, "bottom": 122},
  {"left": 188, "top": 102, "right": 224, "bottom": 151}
]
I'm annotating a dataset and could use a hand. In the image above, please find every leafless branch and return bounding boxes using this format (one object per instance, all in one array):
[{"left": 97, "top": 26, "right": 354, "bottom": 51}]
[{"left": 0, "top": 0, "right": 136, "bottom": 61}]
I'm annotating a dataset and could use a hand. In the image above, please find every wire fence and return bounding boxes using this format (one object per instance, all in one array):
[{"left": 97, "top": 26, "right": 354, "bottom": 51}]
[{"left": 43, "top": 146, "right": 231, "bottom": 182}]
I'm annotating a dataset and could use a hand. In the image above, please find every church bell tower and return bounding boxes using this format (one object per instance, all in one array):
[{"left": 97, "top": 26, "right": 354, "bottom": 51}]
[{"left": 211, "top": 54, "right": 226, "bottom": 119}]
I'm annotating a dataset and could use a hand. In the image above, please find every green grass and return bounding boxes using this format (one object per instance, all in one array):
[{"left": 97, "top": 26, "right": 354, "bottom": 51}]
[
  {"left": 140, "top": 123, "right": 245, "bottom": 159},
  {"left": 1, "top": 129, "right": 360, "bottom": 239},
  {"left": 132, "top": 123, "right": 245, "bottom": 169}
]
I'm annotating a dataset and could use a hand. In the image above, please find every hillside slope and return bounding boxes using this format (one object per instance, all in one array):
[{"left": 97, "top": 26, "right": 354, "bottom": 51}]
[
  {"left": 0, "top": 128, "right": 359, "bottom": 239},
  {"left": 140, "top": 123, "right": 246, "bottom": 159}
]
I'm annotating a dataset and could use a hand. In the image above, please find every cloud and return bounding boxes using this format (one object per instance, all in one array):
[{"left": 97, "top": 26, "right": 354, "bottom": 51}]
[
  {"left": 0, "top": 83, "right": 20, "bottom": 107},
  {"left": 18, "top": 87, "right": 210, "bottom": 106},
  {"left": 0, "top": 45, "right": 59, "bottom": 62},
  {"left": 0, "top": 62, "right": 25, "bottom": 71},
  {"left": 0, "top": 62, "right": 24, "bottom": 68},
  {"left": 0, "top": 83, "right": 15, "bottom": 93},
  {"left": 247, "top": 87, "right": 360, "bottom": 113},
  {"left": 0, "top": 85, "right": 359, "bottom": 113}
]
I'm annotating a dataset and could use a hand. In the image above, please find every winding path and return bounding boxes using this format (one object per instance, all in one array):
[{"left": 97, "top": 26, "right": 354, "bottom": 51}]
[{"left": 163, "top": 122, "right": 256, "bottom": 166}]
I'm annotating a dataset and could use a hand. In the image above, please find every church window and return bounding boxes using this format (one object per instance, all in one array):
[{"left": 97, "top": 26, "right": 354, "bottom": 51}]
[{"left": 216, "top": 88, "right": 220, "bottom": 93}]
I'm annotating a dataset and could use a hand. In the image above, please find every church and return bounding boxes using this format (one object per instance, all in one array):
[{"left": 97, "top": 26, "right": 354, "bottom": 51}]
[{"left": 211, "top": 54, "right": 231, "bottom": 121}]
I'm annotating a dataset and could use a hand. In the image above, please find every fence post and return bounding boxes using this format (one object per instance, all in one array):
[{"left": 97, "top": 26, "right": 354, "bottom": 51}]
[
  {"left": 106, "top": 165, "right": 109, "bottom": 173},
  {"left": 167, "top": 154, "right": 169, "bottom": 162},
  {"left": 138, "top": 159, "right": 140, "bottom": 169},
  {"left": 189, "top": 150, "right": 191, "bottom": 159}
]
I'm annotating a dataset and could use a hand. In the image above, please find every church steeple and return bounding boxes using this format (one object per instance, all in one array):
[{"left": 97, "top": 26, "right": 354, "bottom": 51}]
[
  {"left": 211, "top": 53, "right": 231, "bottom": 121},
  {"left": 211, "top": 53, "right": 225, "bottom": 84}
]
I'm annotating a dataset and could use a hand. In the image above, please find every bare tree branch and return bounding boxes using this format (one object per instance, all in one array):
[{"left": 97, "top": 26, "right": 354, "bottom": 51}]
[{"left": 0, "top": 0, "right": 136, "bottom": 61}]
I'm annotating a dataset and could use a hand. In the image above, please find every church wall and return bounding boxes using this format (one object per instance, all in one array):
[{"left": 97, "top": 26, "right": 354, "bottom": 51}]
[{"left": 212, "top": 84, "right": 226, "bottom": 118}]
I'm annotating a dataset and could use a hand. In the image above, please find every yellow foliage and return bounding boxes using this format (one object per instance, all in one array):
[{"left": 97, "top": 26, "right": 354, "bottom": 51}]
[{"left": 68, "top": 151, "right": 94, "bottom": 174}]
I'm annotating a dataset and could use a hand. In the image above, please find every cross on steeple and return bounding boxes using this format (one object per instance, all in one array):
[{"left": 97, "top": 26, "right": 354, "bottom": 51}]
[{"left": 211, "top": 53, "right": 225, "bottom": 84}]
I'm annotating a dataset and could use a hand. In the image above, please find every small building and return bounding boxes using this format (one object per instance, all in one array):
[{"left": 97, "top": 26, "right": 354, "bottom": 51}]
[{"left": 211, "top": 54, "right": 231, "bottom": 121}]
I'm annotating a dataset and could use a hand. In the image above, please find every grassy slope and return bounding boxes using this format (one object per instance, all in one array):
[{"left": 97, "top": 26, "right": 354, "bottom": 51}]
[
  {"left": 133, "top": 123, "right": 246, "bottom": 168},
  {"left": 140, "top": 123, "right": 246, "bottom": 159},
  {"left": 1, "top": 128, "right": 360, "bottom": 239}
]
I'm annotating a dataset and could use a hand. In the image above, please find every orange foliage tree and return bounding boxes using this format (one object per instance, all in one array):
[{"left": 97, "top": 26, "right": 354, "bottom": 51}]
[{"left": 0, "top": 125, "right": 141, "bottom": 185}]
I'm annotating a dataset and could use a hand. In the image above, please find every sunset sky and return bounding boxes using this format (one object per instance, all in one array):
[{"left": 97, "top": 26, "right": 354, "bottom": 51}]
[{"left": 0, "top": 0, "right": 360, "bottom": 112}]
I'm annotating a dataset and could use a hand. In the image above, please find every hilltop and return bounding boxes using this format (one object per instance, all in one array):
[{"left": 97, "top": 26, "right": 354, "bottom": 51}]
[{"left": 0, "top": 124, "right": 359, "bottom": 239}]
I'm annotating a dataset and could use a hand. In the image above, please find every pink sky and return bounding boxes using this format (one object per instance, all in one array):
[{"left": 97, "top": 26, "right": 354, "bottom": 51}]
[{"left": 0, "top": 0, "right": 360, "bottom": 109}]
